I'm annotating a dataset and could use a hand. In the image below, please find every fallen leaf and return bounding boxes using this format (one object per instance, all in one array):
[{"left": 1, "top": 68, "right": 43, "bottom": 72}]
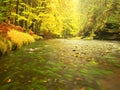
[
  {"left": 73, "top": 81, "right": 77, "bottom": 85},
  {"left": 105, "top": 50, "right": 110, "bottom": 53},
  {"left": 73, "top": 50, "right": 76, "bottom": 51},
  {"left": 72, "top": 89, "right": 76, "bottom": 90},
  {"left": 80, "top": 87, "right": 85, "bottom": 90},
  {"left": 4, "top": 69, "right": 7, "bottom": 72},
  {"left": 28, "top": 80, "right": 32, "bottom": 82},
  {"left": 7, "top": 79, "right": 12, "bottom": 83},
  {"left": 75, "top": 77, "right": 81, "bottom": 81}
]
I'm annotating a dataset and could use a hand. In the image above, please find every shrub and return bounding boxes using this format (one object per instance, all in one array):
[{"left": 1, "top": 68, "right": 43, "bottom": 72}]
[
  {"left": 28, "top": 30, "right": 43, "bottom": 40},
  {"left": 32, "top": 34, "right": 43, "bottom": 40},
  {"left": 0, "top": 23, "right": 36, "bottom": 56},
  {"left": 8, "top": 30, "right": 35, "bottom": 49},
  {"left": 8, "top": 24, "right": 25, "bottom": 32},
  {"left": 0, "top": 40, "right": 7, "bottom": 55},
  {"left": 0, "top": 35, "right": 12, "bottom": 56}
]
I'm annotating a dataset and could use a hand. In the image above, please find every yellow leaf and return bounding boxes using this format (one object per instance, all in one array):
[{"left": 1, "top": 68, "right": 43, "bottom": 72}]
[
  {"left": 7, "top": 79, "right": 12, "bottom": 83},
  {"left": 28, "top": 80, "right": 32, "bottom": 83}
]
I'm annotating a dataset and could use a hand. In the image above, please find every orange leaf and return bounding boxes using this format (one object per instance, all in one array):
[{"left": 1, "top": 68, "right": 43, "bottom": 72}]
[
  {"left": 75, "top": 77, "right": 81, "bottom": 81},
  {"left": 7, "top": 79, "right": 12, "bottom": 83},
  {"left": 80, "top": 87, "right": 85, "bottom": 90}
]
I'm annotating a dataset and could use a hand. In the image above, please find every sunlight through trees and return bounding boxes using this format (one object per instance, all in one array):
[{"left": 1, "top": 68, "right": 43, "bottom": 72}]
[{"left": 0, "top": 0, "right": 120, "bottom": 38}]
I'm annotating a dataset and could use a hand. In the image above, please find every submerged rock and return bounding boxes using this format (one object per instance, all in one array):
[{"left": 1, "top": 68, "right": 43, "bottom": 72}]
[{"left": 25, "top": 48, "right": 40, "bottom": 52}]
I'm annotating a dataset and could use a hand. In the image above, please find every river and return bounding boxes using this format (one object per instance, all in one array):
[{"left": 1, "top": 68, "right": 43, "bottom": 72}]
[{"left": 0, "top": 39, "right": 120, "bottom": 90}]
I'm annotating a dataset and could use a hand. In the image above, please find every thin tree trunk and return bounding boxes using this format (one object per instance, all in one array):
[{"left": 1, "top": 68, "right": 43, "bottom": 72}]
[{"left": 15, "top": 0, "right": 19, "bottom": 25}]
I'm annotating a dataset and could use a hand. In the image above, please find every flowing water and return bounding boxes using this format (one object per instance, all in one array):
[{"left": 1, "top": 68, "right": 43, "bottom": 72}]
[{"left": 0, "top": 39, "right": 120, "bottom": 90}]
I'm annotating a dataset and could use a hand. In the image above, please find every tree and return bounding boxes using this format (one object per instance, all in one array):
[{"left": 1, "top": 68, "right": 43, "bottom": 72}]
[
  {"left": 0, "top": 0, "right": 11, "bottom": 22},
  {"left": 0, "top": 0, "right": 119, "bottom": 39}
]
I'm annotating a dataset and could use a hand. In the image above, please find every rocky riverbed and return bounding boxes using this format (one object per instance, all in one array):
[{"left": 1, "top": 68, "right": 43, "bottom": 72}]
[{"left": 0, "top": 39, "right": 120, "bottom": 90}]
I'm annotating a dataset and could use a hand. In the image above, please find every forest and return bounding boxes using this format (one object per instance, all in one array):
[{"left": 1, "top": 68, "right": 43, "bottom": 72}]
[
  {"left": 0, "top": 0, "right": 120, "bottom": 55},
  {"left": 0, "top": 0, "right": 120, "bottom": 90}
]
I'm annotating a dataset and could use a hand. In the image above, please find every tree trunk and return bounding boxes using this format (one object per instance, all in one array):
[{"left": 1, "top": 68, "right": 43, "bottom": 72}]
[{"left": 15, "top": 0, "right": 19, "bottom": 25}]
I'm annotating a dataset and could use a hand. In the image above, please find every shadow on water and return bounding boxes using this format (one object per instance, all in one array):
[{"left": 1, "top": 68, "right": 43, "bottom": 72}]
[{"left": 0, "top": 39, "right": 120, "bottom": 90}]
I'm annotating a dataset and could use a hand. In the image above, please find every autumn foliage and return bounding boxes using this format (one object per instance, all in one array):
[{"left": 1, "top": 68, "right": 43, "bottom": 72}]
[
  {"left": 0, "top": 23, "right": 25, "bottom": 32},
  {"left": 0, "top": 23, "right": 10, "bottom": 32},
  {"left": 8, "top": 24, "right": 25, "bottom": 32},
  {"left": 28, "top": 30, "right": 34, "bottom": 35},
  {"left": 0, "top": 23, "right": 35, "bottom": 56}
]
